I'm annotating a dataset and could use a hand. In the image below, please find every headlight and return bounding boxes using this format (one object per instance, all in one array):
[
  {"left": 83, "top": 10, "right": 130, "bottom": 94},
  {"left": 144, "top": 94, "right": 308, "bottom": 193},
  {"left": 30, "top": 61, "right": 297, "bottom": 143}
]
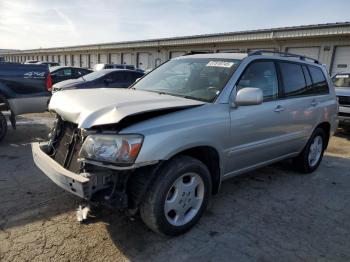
[{"left": 79, "top": 134, "right": 143, "bottom": 165}]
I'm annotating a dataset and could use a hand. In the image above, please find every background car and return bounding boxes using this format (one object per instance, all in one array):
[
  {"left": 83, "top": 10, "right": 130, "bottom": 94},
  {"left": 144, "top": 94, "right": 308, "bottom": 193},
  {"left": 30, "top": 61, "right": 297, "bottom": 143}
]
[
  {"left": 50, "top": 66, "right": 93, "bottom": 84},
  {"left": 332, "top": 73, "right": 350, "bottom": 128},
  {"left": 36, "top": 61, "right": 60, "bottom": 67},
  {"left": 93, "top": 63, "right": 136, "bottom": 71},
  {"left": 0, "top": 63, "right": 52, "bottom": 141},
  {"left": 24, "top": 60, "right": 39, "bottom": 64},
  {"left": 52, "top": 69, "right": 144, "bottom": 92}
]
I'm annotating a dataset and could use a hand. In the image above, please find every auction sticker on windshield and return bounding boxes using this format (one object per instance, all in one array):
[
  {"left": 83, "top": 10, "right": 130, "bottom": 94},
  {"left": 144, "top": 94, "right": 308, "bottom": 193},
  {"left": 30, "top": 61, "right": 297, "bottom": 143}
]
[{"left": 206, "top": 61, "right": 234, "bottom": 68}]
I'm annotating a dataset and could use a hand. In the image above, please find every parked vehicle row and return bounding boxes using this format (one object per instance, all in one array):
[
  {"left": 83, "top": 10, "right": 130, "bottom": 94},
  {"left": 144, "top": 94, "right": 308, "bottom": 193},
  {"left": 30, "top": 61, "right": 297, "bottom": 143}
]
[
  {"left": 52, "top": 68, "right": 144, "bottom": 92},
  {"left": 31, "top": 51, "right": 338, "bottom": 236},
  {"left": 0, "top": 63, "right": 144, "bottom": 141}
]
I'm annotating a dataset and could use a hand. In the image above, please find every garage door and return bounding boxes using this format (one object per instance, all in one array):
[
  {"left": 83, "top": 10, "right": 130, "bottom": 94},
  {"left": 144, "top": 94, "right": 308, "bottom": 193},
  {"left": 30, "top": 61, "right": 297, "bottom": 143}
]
[
  {"left": 99, "top": 54, "right": 108, "bottom": 64},
  {"left": 81, "top": 54, "right": 88, "bottom": 68},
  {"left": 170, "top": 51, "right": 186, "bottom": 59},
  {"left": 60, "top": 55, "right": 65, "bottom": 65},
  {"left": 73, "top": 55, "right": 79, "bottom": 66},
  {"left": 65, "top": 55, "right": 71, "bottom": 66},
  {"left": 287, "top": 47, "right": 320, "bottom": 60},
  {"left": 89, "top": 54, "right": 98, "bottom": 68},
  {"left": 122, "top": 53, "right": 132, "bottom": 65},
  {"left": 137, "top": 53, "right": 150, "bottom": 70},
  {"left": 110, "top": 53, "right": 121, "bottom": 64},
  {"left": 331, "top": 46, "right": 350, "bottom": 75}
]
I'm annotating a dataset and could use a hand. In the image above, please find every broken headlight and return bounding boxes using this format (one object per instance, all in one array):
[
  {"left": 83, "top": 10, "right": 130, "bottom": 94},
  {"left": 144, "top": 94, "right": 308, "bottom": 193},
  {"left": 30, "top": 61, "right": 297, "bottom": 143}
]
[{"left": 79, "top": 134, "right": 143, "bottom": 165}]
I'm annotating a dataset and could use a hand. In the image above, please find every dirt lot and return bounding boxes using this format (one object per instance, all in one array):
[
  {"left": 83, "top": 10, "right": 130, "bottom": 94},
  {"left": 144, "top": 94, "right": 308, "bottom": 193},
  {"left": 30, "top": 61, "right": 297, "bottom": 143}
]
[{"left": 1, "top": 113, "right": 350, "bottom": 262}]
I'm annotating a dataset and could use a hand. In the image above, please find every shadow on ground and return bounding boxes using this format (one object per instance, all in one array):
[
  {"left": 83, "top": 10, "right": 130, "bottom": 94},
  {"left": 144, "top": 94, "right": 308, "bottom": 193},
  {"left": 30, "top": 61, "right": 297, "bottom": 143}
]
[{"left": 102, "top": 155, "right": 350, "bottom": 261}]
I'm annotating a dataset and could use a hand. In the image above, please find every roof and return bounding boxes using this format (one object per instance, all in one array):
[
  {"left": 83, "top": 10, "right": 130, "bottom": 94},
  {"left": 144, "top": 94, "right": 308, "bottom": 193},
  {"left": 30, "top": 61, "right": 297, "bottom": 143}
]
[
  {"left": 49, "top": 66, "right": 91, "bottom": 72},
  {"left": 2, "top": 21, "right": 350, "bottom": 54}
]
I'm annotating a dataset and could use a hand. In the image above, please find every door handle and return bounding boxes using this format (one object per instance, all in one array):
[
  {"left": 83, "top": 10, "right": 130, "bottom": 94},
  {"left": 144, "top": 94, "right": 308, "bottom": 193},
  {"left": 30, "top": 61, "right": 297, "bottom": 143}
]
[
  {"left": 274, "top": 105, "right": 285, "bottom": 113},
  {"left": 311, "top": 99, "right": 318, "bottom": 107}
]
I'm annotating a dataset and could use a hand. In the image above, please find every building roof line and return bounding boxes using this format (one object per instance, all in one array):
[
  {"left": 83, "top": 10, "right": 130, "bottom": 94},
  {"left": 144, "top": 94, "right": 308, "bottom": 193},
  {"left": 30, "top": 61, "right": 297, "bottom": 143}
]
[{"left": 2, "top": 21, "right": 350, "bottom": 54}]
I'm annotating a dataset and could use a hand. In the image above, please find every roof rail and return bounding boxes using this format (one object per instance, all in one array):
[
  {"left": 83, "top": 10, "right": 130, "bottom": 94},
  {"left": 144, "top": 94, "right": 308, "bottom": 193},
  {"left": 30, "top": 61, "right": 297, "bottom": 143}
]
[{"left": 248, "top": 50, "right": 319, "bottom": 64}]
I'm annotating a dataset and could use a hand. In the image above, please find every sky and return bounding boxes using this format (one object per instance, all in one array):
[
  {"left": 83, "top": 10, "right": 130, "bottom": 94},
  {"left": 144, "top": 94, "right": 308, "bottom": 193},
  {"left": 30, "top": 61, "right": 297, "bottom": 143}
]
[{"left": 0, "top": 0, "right": 350, "bottom": 50}]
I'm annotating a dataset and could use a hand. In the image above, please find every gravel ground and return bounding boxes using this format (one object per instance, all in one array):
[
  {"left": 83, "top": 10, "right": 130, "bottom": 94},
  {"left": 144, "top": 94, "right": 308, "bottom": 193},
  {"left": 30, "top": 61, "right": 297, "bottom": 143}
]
[{"left": 0, "top": 113, "right": 350, "bottom": 262}]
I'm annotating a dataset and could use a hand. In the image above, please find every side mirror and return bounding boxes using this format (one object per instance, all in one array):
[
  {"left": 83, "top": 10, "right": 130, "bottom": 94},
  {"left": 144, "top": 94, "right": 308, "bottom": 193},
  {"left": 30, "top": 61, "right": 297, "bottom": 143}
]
[{"left": 235, "top": 87, "right": 263, "bottom": 106}]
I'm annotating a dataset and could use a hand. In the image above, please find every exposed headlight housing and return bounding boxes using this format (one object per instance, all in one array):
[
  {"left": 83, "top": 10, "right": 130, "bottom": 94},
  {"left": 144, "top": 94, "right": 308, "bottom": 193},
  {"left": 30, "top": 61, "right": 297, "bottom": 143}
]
[{"left": 79, "top": 134, "right": 143, "bottom": 165}]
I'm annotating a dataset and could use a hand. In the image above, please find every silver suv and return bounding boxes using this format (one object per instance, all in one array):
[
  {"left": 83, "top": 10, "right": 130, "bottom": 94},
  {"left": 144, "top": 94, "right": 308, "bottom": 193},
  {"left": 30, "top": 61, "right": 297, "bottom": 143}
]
[{"left": 32, "top": 51, "right": 338, "bottom": 235}]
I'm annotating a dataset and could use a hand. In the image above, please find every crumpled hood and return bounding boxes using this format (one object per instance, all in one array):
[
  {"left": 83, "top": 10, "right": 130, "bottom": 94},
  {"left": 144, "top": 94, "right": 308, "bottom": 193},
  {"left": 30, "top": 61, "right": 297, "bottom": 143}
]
[
  {"left": 335, "top": 87, "right": 350, "bottom": 97},
  {"left": 53, "top": 78, "right": 85, "bottom": 89},
  {"left": 49, "top": 88, "right": 205, "bottom": 128}
]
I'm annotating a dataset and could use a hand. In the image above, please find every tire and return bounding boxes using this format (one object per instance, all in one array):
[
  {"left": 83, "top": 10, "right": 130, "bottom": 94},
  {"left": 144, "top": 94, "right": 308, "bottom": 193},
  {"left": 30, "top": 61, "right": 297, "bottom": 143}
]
[
  {"left": 293, "top": 128, "right": 326, "bottom": 173},
  {"left": 0, "top": 111, "right": 7, "bottom": 142},
  {"left": 140, "top": 155, "right": 212, "bottom": 236}
]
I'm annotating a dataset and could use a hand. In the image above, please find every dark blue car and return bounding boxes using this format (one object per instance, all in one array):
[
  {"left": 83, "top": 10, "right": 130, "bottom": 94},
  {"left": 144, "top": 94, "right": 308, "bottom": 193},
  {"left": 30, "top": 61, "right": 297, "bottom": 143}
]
[{"left": 52, "top": 69, "right": 144, "bottom": 92}]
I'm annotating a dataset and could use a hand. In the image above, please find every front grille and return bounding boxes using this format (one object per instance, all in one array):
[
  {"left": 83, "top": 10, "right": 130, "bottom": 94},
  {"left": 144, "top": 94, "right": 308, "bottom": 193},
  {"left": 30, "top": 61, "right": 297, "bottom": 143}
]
[
  {"left": 51, "top": 121, "right": 84, "bottom": 173},
  {"left": 338, "top": 96, "right": 350, "bottom": 106},
  {"left": 339, "top": 112, "right": 350, "bottom": 117}
]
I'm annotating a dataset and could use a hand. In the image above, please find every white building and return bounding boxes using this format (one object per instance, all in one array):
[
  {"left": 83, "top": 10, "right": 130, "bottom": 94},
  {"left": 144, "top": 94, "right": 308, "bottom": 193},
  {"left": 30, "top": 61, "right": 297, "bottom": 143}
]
[{"left": 1, "top": 22, "right": 350, "bottom": 75}]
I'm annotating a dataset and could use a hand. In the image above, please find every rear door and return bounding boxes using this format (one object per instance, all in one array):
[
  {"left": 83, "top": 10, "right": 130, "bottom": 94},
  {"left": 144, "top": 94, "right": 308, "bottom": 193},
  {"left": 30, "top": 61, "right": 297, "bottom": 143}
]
[{"left": 276, "top": 61, "right": 324, "bottom": 152}]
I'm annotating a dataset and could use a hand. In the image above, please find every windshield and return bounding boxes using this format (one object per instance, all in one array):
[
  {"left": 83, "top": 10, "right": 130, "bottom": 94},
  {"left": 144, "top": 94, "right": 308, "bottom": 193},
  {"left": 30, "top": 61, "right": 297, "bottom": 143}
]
[
  {"left": 81, "top": 70, "right": 109, "bottom": 81},
  {"left": 333, "top": 74, "right": 350, "bottom": 88},
  {"left": 132, "top": 58, "right": 241, "bottom": 102}
]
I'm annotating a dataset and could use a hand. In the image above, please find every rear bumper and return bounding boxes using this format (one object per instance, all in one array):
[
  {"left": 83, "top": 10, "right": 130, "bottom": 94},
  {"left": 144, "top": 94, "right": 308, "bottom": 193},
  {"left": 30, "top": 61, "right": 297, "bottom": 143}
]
[{"left": 32, "top": 142, "right": 91, "bottom": 199}]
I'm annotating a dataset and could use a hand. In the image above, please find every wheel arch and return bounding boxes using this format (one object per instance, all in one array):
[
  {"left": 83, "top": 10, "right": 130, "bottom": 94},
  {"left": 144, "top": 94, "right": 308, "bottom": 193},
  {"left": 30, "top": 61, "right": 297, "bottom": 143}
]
[
  {"left": 315, "top": 122, "right": 331, "bottom": 149},
  {"left": 171, "top": 145, "right": 222, "bottom": 195},
  {"left": 0, "top": 91, "right": 10, "bottom": 111}
]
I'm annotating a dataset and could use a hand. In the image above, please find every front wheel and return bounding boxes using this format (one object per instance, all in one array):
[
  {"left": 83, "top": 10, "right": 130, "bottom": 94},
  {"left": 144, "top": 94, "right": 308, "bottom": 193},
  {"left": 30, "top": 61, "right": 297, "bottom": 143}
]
[
  {"left": 140, "top": 155, "right": 211, "bottom": 236},
  {"left": 0, "top": 112, "right": 7, "bottom": 142},
  {"left": 293, "top": 128, "right": 326, "bottom": 173}
]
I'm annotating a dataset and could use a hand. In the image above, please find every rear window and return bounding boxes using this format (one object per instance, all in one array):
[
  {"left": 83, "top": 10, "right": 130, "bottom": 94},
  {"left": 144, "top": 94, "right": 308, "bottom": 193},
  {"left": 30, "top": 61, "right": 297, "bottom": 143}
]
[{"left": 308, "top": 66, "right": 329, "bottom": 94}]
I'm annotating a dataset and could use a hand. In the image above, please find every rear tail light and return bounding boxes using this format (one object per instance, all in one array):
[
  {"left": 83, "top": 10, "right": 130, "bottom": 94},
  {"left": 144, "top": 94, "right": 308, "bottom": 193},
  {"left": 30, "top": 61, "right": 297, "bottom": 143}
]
[{"left": 46, "top": 73, "right": 53, "bottom": 91}]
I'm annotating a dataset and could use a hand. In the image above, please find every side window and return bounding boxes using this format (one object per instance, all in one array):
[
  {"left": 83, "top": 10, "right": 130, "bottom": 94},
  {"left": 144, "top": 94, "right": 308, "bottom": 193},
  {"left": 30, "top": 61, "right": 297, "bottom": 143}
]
[
  {"left": 308, "top": 66, "right": 329, "bottom": 94},
  {"left": 237, "top": 61, "right": 279, "bottom": 101},
  {"left": 75, "top": 69, "right": 88, "bottom": 77},
  {"left": 110, "top": 72, "right": 126, "bottom": 82},
  {"left": 302, "top": 65, "right": 312, "bottom": 87},
  {"left": 279, "top": 62, "right": 307, "bottom": 97},
  {"left": 63, "top": 69, "right": 72, "bottom": 76},
  {"left": 56, "top": 68, "right": 72, "bottom": 77}
]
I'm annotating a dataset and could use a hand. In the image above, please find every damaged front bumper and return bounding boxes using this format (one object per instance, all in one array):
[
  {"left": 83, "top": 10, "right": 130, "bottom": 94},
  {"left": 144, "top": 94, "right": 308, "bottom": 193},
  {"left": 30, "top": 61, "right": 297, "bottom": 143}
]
[{"left": 32, "top": 142, "right": 92, "bottom": 199}]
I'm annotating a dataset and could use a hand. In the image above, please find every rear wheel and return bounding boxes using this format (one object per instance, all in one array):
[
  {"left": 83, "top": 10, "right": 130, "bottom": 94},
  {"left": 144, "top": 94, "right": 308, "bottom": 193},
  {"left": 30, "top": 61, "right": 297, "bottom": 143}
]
[
  {"left": 0, "top": 112, "right": 7, "bottom": 142},
  {"left": 293, "top": 128, "right": 326, "bottom": 173},
  {"left": 140, "top": 155, "right": 211, "bottom": 236}
]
